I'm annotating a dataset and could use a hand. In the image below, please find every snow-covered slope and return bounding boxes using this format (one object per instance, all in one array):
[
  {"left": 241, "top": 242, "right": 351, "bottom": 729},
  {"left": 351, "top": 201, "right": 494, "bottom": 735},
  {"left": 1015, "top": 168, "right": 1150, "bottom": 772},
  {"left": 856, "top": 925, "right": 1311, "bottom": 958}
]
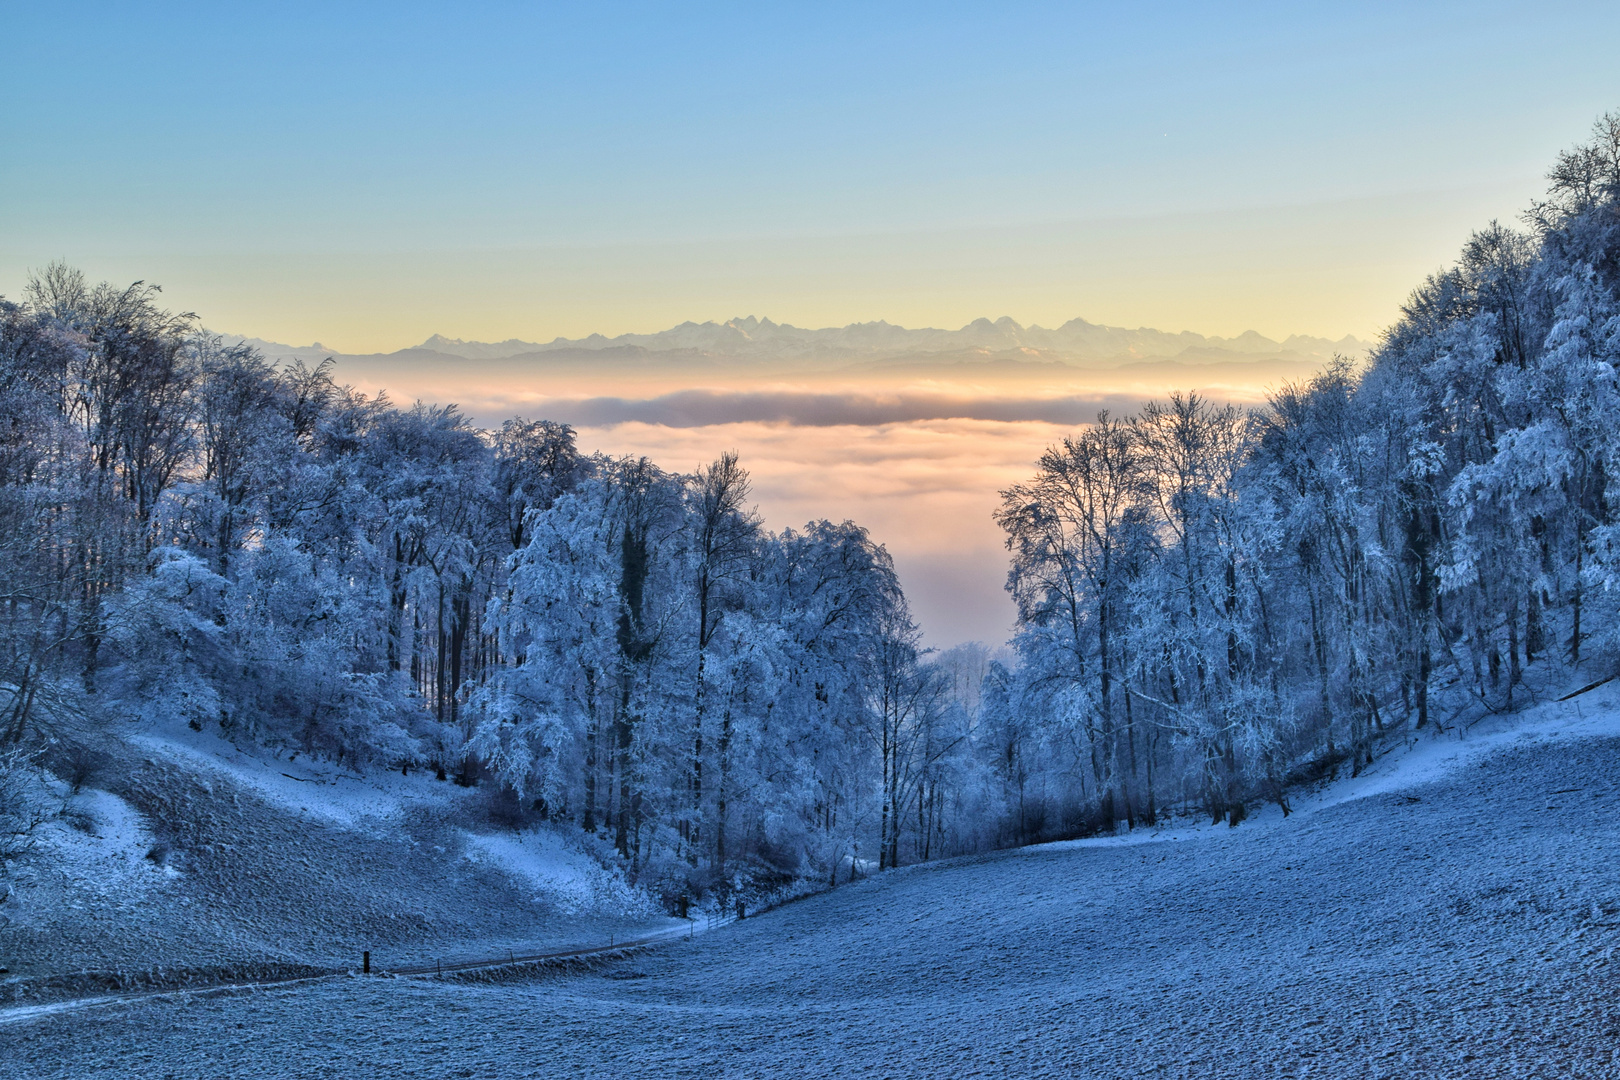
[
  {"left": 9, "top": 691, "right": 1620, "bottom": 1078},
  {"left": 0, "top": 726, "right": 670, "bottom": 1000}
]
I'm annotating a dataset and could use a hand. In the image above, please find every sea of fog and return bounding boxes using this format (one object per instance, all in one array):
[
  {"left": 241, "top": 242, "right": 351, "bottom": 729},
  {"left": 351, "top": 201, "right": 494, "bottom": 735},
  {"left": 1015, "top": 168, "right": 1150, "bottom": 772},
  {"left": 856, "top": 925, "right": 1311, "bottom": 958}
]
[{"left": 304, "top": 351, "right": 1330, "bottom": 647}]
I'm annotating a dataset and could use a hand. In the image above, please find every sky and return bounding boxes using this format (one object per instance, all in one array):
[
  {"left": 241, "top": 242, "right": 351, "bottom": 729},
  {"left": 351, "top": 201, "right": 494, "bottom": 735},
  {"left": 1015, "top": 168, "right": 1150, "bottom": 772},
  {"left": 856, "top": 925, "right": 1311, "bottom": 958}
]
[
  {"left": 6, "top": 2, "right": 1619, "bottom": 348},
  {"left": 4, "top": 2, "right": 1619, "bottom": 645}
]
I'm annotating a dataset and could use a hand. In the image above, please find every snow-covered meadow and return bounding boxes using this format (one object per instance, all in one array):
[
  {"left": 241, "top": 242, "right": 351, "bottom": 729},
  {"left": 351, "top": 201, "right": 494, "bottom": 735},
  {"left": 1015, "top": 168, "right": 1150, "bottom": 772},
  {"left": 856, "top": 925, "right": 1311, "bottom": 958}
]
[{"left": 7, "top": 690, "right": 1619, "bottom": 1078}]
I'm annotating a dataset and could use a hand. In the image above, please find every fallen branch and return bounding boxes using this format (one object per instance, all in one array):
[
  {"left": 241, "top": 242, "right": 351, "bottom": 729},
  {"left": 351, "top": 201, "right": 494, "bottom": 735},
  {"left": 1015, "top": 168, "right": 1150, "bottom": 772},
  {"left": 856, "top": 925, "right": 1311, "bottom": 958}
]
[{"left": 1558, "top": 674, "right": 1617, "bottom": 701}]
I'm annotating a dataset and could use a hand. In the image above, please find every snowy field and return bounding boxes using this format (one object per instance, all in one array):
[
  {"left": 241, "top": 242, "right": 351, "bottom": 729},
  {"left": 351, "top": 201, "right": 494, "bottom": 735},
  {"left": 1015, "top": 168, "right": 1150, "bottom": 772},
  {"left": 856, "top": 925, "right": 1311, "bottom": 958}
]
[{"left": 7, "top": 695, "right": 1620, "bottom": 1078}]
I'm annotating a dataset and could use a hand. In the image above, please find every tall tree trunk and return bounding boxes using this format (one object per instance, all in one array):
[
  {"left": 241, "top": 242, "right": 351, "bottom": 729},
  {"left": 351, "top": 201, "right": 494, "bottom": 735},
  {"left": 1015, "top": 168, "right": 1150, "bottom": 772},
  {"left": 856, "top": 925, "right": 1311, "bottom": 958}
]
[
  {"left": 1526, "top": 587, "right": 1544, "bottom": 664},
  {"left": 688, "top": 645, "right": 705, "bottom": 861},
  {"left": 1308, "top": 590, "right": 1333, "bottom": 752},
  {"left": 583, "top": 669, "right": 599, "bottom": 834},
  {"left": 615, "top": 682, "right": 633, "bottom": 857},
  {"left": 715, "top": 692, "right": 733, "bottom": 876},
  {"left": 1572, "top": 546, "right": 1584, "bottom": 665},
  {"left": 1508, "top": 593, "right": 1521, "bottom": 710}
]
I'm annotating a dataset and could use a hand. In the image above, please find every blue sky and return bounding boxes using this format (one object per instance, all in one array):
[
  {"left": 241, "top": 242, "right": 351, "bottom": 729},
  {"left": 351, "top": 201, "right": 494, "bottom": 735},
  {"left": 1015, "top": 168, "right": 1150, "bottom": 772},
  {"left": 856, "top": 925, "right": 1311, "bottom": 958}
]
[{"left": 4, "top": 2, "right": 1619, "bottom": 349}]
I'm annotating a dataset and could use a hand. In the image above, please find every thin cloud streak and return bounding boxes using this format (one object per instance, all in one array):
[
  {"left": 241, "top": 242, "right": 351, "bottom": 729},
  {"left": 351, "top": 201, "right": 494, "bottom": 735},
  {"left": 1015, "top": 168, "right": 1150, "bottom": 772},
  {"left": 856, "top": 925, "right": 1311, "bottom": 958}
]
[{"left": 519, "top": 390, "right": 1155, "bottom": 428}]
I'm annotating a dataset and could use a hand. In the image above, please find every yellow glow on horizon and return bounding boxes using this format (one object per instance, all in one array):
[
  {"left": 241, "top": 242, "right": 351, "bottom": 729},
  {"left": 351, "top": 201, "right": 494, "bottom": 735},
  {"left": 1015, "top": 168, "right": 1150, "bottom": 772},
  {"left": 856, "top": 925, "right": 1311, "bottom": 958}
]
[{"left": 8, "top": 180, "right": 1533, "bottom": 355}]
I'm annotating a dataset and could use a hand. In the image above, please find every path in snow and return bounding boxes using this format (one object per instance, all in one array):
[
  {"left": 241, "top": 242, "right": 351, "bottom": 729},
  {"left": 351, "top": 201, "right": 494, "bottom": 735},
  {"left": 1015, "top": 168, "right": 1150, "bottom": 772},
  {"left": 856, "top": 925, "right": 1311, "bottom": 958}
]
[{"left": 0, "top": 915, "right": 731, "bottom": 1029}]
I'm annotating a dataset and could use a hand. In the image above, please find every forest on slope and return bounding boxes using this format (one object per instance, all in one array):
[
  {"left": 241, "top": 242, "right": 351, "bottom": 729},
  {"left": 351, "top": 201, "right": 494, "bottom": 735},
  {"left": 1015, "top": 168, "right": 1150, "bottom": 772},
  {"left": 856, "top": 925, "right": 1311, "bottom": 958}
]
[
  {"left": 992, "top": 111, "right": 1620, "bottom": 834},
  {"left": 0, "top": 113, "right": 1617, "bottom": 911}
]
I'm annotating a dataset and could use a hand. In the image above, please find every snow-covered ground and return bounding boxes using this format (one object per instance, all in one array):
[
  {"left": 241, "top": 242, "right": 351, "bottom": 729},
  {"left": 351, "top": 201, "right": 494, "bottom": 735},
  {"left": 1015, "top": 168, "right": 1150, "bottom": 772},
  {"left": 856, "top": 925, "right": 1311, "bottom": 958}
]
[
  {"left": 0, "top": 723, "right": 672, "bottom": 998},
  {"left": 7, "top": 689, "right": 1620, "bottom": 1077}
]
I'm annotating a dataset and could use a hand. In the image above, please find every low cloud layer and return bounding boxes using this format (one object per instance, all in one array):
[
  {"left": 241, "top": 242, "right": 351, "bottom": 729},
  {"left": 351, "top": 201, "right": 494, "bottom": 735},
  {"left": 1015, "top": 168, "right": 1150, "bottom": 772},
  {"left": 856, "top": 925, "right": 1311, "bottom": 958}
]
[{"left": 528, "top": 389, "right": 1152, "bottom": 428}]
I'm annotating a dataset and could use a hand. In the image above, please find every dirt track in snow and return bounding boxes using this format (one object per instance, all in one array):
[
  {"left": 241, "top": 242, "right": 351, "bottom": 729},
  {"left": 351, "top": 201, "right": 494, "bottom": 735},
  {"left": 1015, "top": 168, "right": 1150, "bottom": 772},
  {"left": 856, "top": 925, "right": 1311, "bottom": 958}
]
[
  {"left": 0, "top": 916, "right": 729, "bottom": 1029},
  {"left": 8, "top": 711, "right": 1620, "bottom": 1079}
]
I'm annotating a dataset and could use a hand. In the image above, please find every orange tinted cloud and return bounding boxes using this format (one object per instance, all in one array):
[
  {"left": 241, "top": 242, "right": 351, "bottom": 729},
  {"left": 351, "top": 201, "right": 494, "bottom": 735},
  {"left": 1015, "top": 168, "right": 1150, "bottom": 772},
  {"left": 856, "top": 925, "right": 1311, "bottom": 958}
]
[{"left": 334, "top": 363, "right": 1316, "bottom": 646}]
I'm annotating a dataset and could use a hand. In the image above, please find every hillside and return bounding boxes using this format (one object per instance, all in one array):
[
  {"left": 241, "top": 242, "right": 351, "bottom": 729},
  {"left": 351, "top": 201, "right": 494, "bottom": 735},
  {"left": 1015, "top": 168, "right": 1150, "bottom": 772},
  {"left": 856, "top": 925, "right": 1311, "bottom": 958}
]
[
  {"left": 6, "top": 688, "right": 1619, "bottom": 1078},
  {"left": 0, "top": 724, "right": 678, "bottom": 1002}
]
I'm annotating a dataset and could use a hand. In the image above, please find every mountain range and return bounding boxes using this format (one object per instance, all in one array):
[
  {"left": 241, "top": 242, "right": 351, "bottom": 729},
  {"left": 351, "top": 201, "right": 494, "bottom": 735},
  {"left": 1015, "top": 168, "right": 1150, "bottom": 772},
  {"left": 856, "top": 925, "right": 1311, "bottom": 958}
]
[{"left": 229, "top": 315, "right": 1369, "bottom": 373}]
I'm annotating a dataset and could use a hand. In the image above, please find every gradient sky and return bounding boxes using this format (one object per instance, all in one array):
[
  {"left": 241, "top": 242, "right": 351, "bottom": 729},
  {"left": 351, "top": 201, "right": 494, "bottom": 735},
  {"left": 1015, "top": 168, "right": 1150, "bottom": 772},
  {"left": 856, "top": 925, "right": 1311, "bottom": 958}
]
[
  {"left": 6, "top": 2, "right": 1620, "bottom": 647},
  {"left": 5, "top": 2, "right": 1619, "bottom": 350}
]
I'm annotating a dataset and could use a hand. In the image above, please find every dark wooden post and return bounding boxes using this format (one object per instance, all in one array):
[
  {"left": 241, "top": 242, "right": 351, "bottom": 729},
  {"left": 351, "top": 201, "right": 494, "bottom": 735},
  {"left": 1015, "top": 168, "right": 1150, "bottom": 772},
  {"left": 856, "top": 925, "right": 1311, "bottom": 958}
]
[{"left": 363, "top": 951, "right": 371, "bottom": 974}]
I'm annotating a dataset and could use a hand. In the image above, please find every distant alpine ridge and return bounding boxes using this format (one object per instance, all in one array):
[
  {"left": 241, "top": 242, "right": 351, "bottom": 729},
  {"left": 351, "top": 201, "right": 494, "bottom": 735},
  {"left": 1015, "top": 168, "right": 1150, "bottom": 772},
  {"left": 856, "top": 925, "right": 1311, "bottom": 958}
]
[{"left": 231, "top": 315, "right": 1368, "bottom": 370}]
